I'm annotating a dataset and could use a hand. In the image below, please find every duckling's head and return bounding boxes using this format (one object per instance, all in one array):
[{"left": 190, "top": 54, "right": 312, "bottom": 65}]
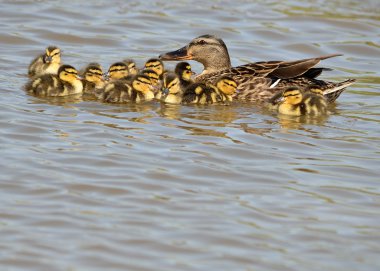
[
  {"left": 175, "top": 62, "right": 194, "bottom": 82},
  {"left": 305, "top": 85, "right": 324, "bottom": 96},
  {"left": 216, "top": 76, "right": 237, "bottom": 96},
  {"left": 144, "top": 58, "right": 164, "bottom": 76},
  {"left": 44, "top": 46, "right": 61, "bottom": 64},
  {"left": 58, "top": 65, "right": 81, "bottom": 83},
  {"left": 282, "top": 87, "right": 303, "bottom": 105},
  {"left": 132, "top": 74, "right": 153, "bottom": 93},
  {"left": 84, "top": 65, "right": 105, "bottom": 86},
  {"left": 162, "top": 73, "right": 181, "bottom": 96},
  {"left": 123, "top": 59, "right": 139, "bottom": 75},
  {"left": 107, "top": 62, "right": 129, "bottom": 80},
  {"left": 140, "top": 69, "right": 160, "bottom": 86},
  {"left": 159, "top": 34, "right": 231, "bottom": 73}
]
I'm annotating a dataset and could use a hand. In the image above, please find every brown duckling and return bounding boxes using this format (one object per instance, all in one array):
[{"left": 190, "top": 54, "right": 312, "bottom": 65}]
[
  {"left": 82, "top": 63, "right": 106, "bottom": 95},
  {"left": 156, "top": 73, "right": 182, "bottom": 104},
  {"left": 140, "top": 69, "right": 161, "bottom": 93},
  {"left": 174, "top": 61, "right": 195, "bottom": 89},
  {"left": 25, "top": 64, "right": 82, "bottom": 97},
  {"left": 28, "top": 46, "right": 61, "bottom": 77},
  {"left": 303, "top": 85, "right": 328, "bottom": 115},
  {"left": 100, "top": 74, "right": 154, "bottom": 103},
  {"left": 144, "top": 58, "right": 165, "bottom": 80},
  {"left": 106, "top": 62, "right": 129, "bottom": 81},
  {"left": 123, "top": 59, "right": 139, "bottom": 75}
]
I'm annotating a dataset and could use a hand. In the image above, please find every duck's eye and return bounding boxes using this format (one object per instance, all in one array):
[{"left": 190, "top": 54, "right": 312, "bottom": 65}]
[{"left": 198, "top": 40, "right": 206, "bottom": 45}]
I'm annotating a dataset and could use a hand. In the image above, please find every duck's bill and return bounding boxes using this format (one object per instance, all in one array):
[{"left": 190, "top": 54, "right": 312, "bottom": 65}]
[{"left": 159, "top": 46, "right": 192, "bottom": 61}]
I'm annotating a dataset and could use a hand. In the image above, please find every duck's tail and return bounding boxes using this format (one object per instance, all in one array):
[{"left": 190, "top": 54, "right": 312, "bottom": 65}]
[{"left": 323, "top": 79, "right": 356, "bottom": 103}]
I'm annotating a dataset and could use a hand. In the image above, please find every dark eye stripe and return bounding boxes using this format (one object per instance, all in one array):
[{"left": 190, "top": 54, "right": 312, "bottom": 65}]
[
  {"left": 110, "top": 68, "right": 127, "bottom": 72},
  {"left": 145, "top": 64, "right": 161, "bottom": 68}
]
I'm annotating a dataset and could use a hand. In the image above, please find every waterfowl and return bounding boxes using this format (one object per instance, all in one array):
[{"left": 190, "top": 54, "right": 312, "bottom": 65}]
[
  {"left": 123, "top": 59, "right": 139, "bottom": 75},
  {"left": 159, "top": 34, "right": 355, "bottom": 103},
  {"left": 276, "top": 86, "right": 327, "bottom": 116},
  {"left": 28, "top": 46, "right": 61, "bottom": 77},
  {"left": 81, "top": 63, "right": 105, "bottom": 95},
  {"left": 156, "top": 73, "right": 183, "bottom": 104},
  {"left": 144, "top": 58, "right": 165, "bottom": 80},
  {"left": 302, "top": 85, "right": 328, "bottom": 115},
  {"left": 106, "top": 62, "right": 129, "bottom": 81},
  {"left": 140, "top": 69, "right": 161, "bottom": 93},
  {"left": 100, "top": 74, "right": 154, "bottom": 103},
  {"left": 25, "top": 64, "right": 82, "bottom": 97},
  {"left": 174, "top": 61, "right": 194, "bottom": 89}
]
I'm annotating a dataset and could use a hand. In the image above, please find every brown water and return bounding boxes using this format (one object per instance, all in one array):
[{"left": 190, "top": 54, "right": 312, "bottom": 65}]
[{"left": 1, "top": 0, "right": 380, "bottom": 270}]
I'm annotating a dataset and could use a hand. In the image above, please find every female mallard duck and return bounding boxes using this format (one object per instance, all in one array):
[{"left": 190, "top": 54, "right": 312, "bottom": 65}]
[
  {"left": 82, "top": 63, "right": 106, "bottom": 95},
  {"left": 174, "top": 62, "right": 194, "bottom": 89},
  {"left": 100, "top": 74, "right": 154, "bottom": 103},
  {"left": 276, "top": 86, "right": 327, "bottom": 116},
  {"left": 123, "top": 59, "right": 139, "bottom": 75},
  {"left": 156, "top": 73, "right": 183, "bottom": 104},
  {"left": 25, "top": 64, "right": 82, "bottom": 97},
  {"left": 159, "top": 34, "right": 355, "bottom": 103},
  {"left": 28, "top": 46, "right": 61, "bottom": 77},
  {"left": 182, "top": 76, "right": 237, "bottom": 105}
]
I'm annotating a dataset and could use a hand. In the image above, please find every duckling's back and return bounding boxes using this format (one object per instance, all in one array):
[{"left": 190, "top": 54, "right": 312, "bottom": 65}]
[
  {"left": 25, "top": 74, "right": 62, "bottom": 96},
  {"left": 303, "top": 93, "right": 328, "bottom": 116}
]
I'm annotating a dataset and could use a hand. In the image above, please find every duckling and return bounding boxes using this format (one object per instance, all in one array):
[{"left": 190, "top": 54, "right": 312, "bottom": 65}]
[
  {"left": 106, "top": 62, "right": 129, "bottom": 81},
  {"left": 140, "top": 69, "right": 161, "bottom": 93},
  {"left": 156, "top": 73, "right": 182, "bottom": 104},
  {"left": 123, "top": 58, "right": 139, "bottom": 75},
  {"left": 303, "top": 85, "right": 328, "bottom": 115},
  {"left": 25, "top": 64, "right": 83, "bottom": 97},
  {"left": 28, "top": 46, "right": 61, "bottom": 77},
  {"left": 100, "top": 74, "right": 154, "bottom": 103},
  {"left": 82, "top": 63, "right": 106, "bottom": 95},
  {"left": 277, "top": 87, "right": 305, "bottom": 116},
  {"left": 174, "top": 61, "right": 194, "bottom": 89},
  {"left": 182, "top": 76, "right": 237, "bottom": 105},
  {"left": 144, "top": 58, "right": 165, "bottom": 80}
]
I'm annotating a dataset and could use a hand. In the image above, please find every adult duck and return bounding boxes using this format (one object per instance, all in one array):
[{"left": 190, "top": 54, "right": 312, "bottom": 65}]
[{"left": 159, "top": 34, "right": 355, "bottom": 103}]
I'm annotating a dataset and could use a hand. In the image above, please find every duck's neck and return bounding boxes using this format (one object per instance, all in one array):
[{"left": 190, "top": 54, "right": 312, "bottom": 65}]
[{"left": 197, "top": 52, "right": 232, "bottom": 75}]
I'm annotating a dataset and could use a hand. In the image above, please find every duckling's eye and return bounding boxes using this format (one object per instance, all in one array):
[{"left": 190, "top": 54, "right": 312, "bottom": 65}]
[{"left": 198, "top": 40, "right": 206, "bottom": 45}]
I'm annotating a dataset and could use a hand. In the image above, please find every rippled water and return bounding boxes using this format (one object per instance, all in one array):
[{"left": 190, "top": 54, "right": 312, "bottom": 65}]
[{"left": 1, "top": 0, "right": 380, "bottom": 270}]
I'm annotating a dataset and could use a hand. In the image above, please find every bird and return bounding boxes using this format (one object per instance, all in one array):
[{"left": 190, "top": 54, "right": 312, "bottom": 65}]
[
  {"left": 81, "top": 63, "right": 106, "bottom": 95},
  {"left": 174, "top": 61, "right": 195, "bottom": 89},
  {"left": 275, "top": 86, "right": 328, "bottom": 116},
  {"left": 25, "top": 64, "right": 83, "bottom": 97},
  {"left": 159, "top": 34, "right": 355, "bottom": 103},
  {"left": 106, "top": 62, "right": 129, "bottom": 81},
  {"left": 100, "top": 74, "right": 155, "bottom": 103},
  {"left": 156, "top": 73, "right": 183, "bottom": 104},
  {"left": 139, "top": 68, "right": 161, "bottom": 93},
  {"left": 123, "top": 59, "right": 139, "bottom": 75},
  {"left": 144, "top": 58, "right": 165, "bottom": 80},
  {"left": 28, "top": 46, "right": 61, "bottom": 77}
]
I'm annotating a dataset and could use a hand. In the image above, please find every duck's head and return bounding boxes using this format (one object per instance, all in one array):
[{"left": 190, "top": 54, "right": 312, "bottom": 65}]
[
  {"left": 159, "top": 34, "right": 231, "bottom": 74},
  {"left": 140, "top": 69, "right": 160, "bottom": 86},
  {"left": 132, "top": 74, "right": 153, "bottom": 93},
  {"left": 281, "top": 87, "right": 303, "bottom": 105},
  {"left": 107, "top": 62, "right": 129, "bottom": 80},
  {"left": 43, "top": 46, "right": 61, "bottom": 64},
  {"left": 144, "top": 58, "right": 164, "bottom": 76},
  {"left": 174, "top": 62, "right": 194, "bottom": 82},
  {"left": 84, "top": 64, "right": 105, "bottom": 87},
  {"left": 162, "top": 73, "right": 181, "bottom": 97},
  {"left": 123, "top": 59, "right": 139, "bottom": 75},
  {"left": 305, "top": 85, "right": 324, "bottom": 96},
  {"left": 216, "top": 76, "right": 237, "bottom": 96},
  {"left": 58, "top": 65, "right": 82, "bottom": 83}
]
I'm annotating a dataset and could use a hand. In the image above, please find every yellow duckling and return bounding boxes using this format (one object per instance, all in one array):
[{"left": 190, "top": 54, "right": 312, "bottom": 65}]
[
  {"left": 174, "top": 61, "right": 194, "bottom": 89},
  {"left": 156, "top": 73, "right": 182, "bottom": 104},
  {"left": 182, "top": 76, "right": 237, "bottom": 105},
  {"left": 140, "top": 69, "right": 161, "bottom": 93},
  {"left": 277, "top": 86, "right": 327, "bottom": 116},
  {"left": 106, "top": 62, "right": 129, "bottom": 81},
  {"left": 82, "top": 63, "right": 106, "bottom": 95},
  {"left": 144, "top": 58, "right": 165, "bottom": 80},
  {"left": 123, "top": 59, "right": 139, "bottom": 75},
  {"left": 25, "top": 64, "right": 83, "bottom": 97},
  {"left": 28, "top": 46, "right": 61, "bottom": 77},
  {"left": 100, "top": 74, "right": 154, "bottom": 103}
]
